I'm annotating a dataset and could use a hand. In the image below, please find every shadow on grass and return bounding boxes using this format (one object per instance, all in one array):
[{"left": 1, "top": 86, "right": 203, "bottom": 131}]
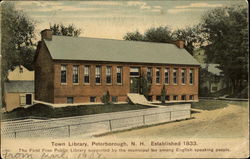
[
  {"left": 2, "top": 103, "right": 153, "bottom": 120},
  {"left": 192, "top": 99, "right": 248, "bottom": 111}
]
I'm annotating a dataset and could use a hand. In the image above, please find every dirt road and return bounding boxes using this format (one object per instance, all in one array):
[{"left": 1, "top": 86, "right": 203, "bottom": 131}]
[{"left": 105, "top": 104, "right": 248, "bottom": 138}]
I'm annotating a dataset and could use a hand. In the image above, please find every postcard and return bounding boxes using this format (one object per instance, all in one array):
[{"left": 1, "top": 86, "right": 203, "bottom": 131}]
[{"left": 1, "top": 0, "right": 249, "bottom": 158}]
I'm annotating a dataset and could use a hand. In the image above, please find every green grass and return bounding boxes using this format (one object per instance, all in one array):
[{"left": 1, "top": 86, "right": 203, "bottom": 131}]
[
  {"left": 192, "top": 99, "right": 248, "bottom": 110},
  {"left": 2, "top": 103, "right": 152, "bottom": 120}
]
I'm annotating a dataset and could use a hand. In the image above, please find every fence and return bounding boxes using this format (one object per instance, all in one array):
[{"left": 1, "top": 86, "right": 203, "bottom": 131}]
[{"left": 1, "top": 103, "right": 191, "bottom": 138}]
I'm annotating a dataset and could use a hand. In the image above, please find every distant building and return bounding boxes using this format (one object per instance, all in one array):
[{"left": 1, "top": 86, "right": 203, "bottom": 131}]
[
  {"left": 35, "top": 29, "right": 200, "bottom": 104},
  {"left": 200, "top": 64, "right": 226, "bottom": 94},
  {"left": 4, "top": 65, "right": 34, "bottom": 111}
]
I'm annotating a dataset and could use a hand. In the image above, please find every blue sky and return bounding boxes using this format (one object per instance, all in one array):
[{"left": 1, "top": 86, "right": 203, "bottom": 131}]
[{"left": 13, "top": 0, "right": 246, "bottom": 40}]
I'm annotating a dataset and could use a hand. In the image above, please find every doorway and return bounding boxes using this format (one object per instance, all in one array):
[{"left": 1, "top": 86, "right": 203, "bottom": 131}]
[
  {"left": 26, "top": 94, "right": 32, "bottom": 105},
  {"left": 130, "top": 67, "right": 140, "bottom": 93}
]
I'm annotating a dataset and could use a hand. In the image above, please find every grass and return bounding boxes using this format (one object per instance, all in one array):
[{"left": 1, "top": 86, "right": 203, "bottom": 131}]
[
  {"left": 192, "top": 99, "right": 248, "bottom": 110},
  {"left": 2, "top": 103, "right": 152, "bottom": 120}
]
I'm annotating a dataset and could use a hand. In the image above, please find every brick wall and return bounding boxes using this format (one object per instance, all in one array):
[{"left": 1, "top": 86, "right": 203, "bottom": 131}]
[
  {"left": 52, "top": 61, "right": 199, "bottom": 103},
  {"left": 34, "top": 41, "right": 54, "bottom": 103}
]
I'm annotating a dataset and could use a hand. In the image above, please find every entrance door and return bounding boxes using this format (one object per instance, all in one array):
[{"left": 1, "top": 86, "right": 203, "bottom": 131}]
[
  {"left": 130, "top": 77, "right": 139, "bottom": 93},
  {"left": 26, "top": 94, "right": 32, "bottom": 105}
]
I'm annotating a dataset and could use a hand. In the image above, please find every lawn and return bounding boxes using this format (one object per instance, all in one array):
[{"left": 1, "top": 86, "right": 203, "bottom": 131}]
[
  {"left": 192, "top": 99, "right": 248, "bottom": 110},
  {"left": 2, "top": 103, "right": 152, "bottom": 120}
]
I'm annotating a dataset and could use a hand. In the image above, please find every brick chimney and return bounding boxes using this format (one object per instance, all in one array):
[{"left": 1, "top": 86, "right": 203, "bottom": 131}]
[
  {"left": 174, "top": 40, "right": 185, "bottom": 49},
  {"left": 41, "top": 29, "right": 52, "bottom": 41}
]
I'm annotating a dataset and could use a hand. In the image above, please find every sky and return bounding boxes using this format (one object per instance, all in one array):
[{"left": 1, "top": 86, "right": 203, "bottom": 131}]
[{"left": 12, "top": 0, "right": 246, "bottom": 41}]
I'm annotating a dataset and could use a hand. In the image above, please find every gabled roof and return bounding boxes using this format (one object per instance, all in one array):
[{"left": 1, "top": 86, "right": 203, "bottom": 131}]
[
  {"left": 44, "top": 36, "right": 200, "bottom": 65},
  {"left": 4, "top": 81, "right": 34, "bottom": 93},
  {"left": 201, "top": 64, "right": 223, "bottom": 76}
]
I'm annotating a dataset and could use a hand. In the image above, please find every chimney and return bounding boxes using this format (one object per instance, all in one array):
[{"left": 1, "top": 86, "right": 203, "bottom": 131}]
[
  {"left": 41, "top": 29, "right": 52, "bottom": 41},
  {"left": 174, "top": 40, "right": 185, "bottom": 49}
]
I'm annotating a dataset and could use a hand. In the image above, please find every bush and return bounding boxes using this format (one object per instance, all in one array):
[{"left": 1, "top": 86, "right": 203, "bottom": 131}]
[
  {"left": 101, "top": 90, "right": 111, "bottom": 105},
  {"left": 161, "top": 85, "right": 166, "bottom": 104}
]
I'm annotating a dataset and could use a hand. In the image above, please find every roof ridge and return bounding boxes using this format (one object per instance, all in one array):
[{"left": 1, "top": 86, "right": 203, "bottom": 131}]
[{"left": 51, "top": 35, "right": 177, "bottom": 46}]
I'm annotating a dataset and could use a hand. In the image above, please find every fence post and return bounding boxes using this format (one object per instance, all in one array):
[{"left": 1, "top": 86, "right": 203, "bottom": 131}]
[
  {"left": 169, "top": 111, "right": 171, "bottom": 121},
  {"left": 68, "top": 125, "right": 70, "bottom": 138},
  {"left": 108, "top": 120, "right": 112, "bottom": 131},
  {"left": 143, "top": 115, "right": 145, "bottom": 125},
  {"left": 14, "top": 131, "right": 16, "bottom": 139}
]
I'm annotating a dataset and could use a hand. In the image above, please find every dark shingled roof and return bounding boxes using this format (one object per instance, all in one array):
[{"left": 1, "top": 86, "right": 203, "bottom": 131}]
[
  {"left": 44, "top": 36, "right": 200, "bottom": 66},
  {"left": 4, "top": 81, "right": 34, "bottom": 93}
]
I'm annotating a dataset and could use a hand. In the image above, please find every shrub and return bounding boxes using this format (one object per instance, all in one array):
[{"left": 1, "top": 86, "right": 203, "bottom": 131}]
[
  {"left": 101, "top": 90, "right": 111, "bottom": 105},
  {"left": 161, "top": 85, "right": 166, "bottom": 104}
]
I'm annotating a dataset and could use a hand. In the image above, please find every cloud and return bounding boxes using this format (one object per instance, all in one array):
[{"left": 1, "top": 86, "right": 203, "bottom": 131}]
[
  {"left": 175, "top": 3, "right": 223, "bottom": 9},
  {"left": 167, "top": 3, "right": 223, "bottom": 14},
  {"left": 167, "top": 8, "right": 204, "bottom": 14},
  {"left": 127, "top": 1, "right": 151, "bottom": 10},
  {"left": 79, "top": 1, "right": 124, "bottom": 6},
  {"left": 153, "top": 6, "right": 162, "bottom": 9}
]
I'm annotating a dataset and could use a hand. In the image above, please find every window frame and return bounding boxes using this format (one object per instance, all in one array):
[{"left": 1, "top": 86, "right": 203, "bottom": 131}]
[
  {"left": 72, "top": 65, "right": 79, "bottom": 84},
  {"left": 90, "top": 96, "right": 96, "bottom": 102},
  {"left": 60, "top": 64, "right": 67, "bottom": 84},
  {"left": 173, "top": 68, "right": 178, "bottom": 85},
  {"left": 181, "top": 68, "right": 186, "bottom": 85},
  {"left": 106, "top": 66, "right": 112, "bottom": 84},
  {"left": 147, "top": 67, "right": 153, "bottom": 84},
  {"left": 189, "top": 69, "right": 194, "bottom": 85},
  {"left": 95, "top": 66, "right": 102, "bottom": 84},
  {"left": 116, "top": 66, "right": 123, "bottom": 84},
  {"left": 156, "top": 67, "right": 161, "bottom": 84},
  {"left": 164, "top": 68, "right": 170, "bottom": 84},
  {"left": 84, "top": 65, "right": 90, "bottom": 84}
]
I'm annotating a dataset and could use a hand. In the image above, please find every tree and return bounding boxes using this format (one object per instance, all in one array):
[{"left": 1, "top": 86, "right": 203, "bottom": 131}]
[
  {"left": 101, "top": 90, "right": 111, "bottom": 105},
  {"left": 123, "top": 26, "right": 173, "bottom": 43},
  {"left": 123, "top": 31, "right": 144, "bottom": 41},
  {"left": 139, "top": 73, "right": 151, "bottom": 99},
  {"left": 200, "top": 5, "right": 248, "bottom": 94},
  {"left": 144, "top": 26, "right": 173, "bottom": 43},
  {"left": 172, "top": 25, "right": 203, "bottom": 55},
  {"left": 161, "top": 85, "right": 166, "bottom": 104},
  {"left": 1, "top": 3, "right": 36, "bottom": 106},
  {"left": 123, "top": 26, "right": 201, "bottom": 56},
  {"left": 50, "top": 24, "right": 81, "bottom": 37}
]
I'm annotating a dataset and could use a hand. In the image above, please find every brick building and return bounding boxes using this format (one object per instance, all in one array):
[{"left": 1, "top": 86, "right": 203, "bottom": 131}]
[{"left": 35, "top": 29, "right": 200, "bottom": 104}]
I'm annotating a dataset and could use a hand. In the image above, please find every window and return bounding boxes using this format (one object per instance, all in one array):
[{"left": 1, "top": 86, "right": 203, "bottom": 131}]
[
  {"left": 111, "top": 96, "right": 118, "bottom": 102},
  {"left": 117, "top": 66, "right": 122, "bottom": 84},
  {"left": 173, "top": 95, "right": 178, "bottom": 101},
  {"left": 181, "top": 69, "right": 186, "bottom": 84},
  {"left": 72, "top": 65, "right": 79, "bottom": 83},
  {"left": 95, "top": 66, "right": 101, "bottom": 84},
  {"left": 181, "top": 95, "right": 186, "bottom": 100},
  {"left": 156, "top": 68, "right": 161, "bottom": 84},
  {"left": 165, "top": 95, "right": 170, "bottom": 101},
  {"left": 90, "top": 96, "right": 96, "bottom": 102},
  {"left": 84, "top": 65, "right": 90, "bottom": 84},
  {"left": 20, "top": 95, "right": 26, "bottom": 106},
  {"left": 147, "top": 96, "right": 153, "bottom": 101},
  {"left": 173, "top": 68, "right": 178, "bottom": 84},
  {"left": 130, "top": 67, "right": 140, "bottom": 77},
  {"left": 156, "top": 95, "right": 161, "bottom": 101},
  {"left": 189, "top": 95, "right": 194, "bottom": 100},
  {"left": 26, "top": 94, "right": 32, "bottom": 105},
  {"left": 61, "top": 65, "right": 67, "bottom": 83},
  {"left": 19, "top": 67, "right": 23, "bottom": 73},
  {"left": 189, "top": 69, "right": 194, "bottom": 85},
  {"left": 212, "top": 87, "right": 218, "bottom": 91},
  {"left": 67, "top": 97, "right": 74, "bottom": 103},
  {"left": 106, "top": 66, "right": 112, "bottom": 84},
  {"left": 164, "top": 68, "right": 170, "bottom": 84},
  {"left": 147, "top": 67, "right": 153, "bottom": 83}
]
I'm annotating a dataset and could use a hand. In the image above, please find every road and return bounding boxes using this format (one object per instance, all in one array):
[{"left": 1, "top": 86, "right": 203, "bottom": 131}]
[{"left": 104, "top": 103, "right": 248, "bottom": 138}]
